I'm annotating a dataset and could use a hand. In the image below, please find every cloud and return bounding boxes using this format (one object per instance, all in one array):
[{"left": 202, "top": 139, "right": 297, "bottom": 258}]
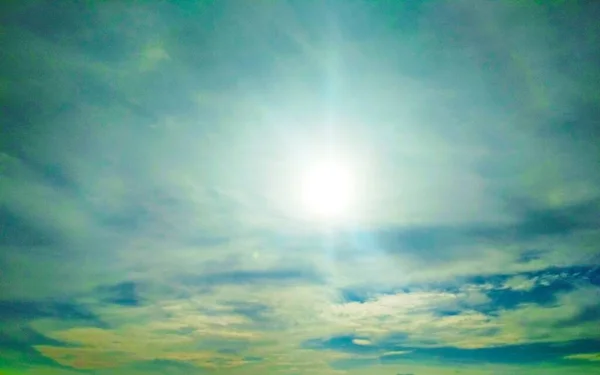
[
  {"left": 381, "top": 351, "right": 411, "bottom": 357},
  {"left": 34, "top": 325, "right": 253, "bottom": 370},
  {"left": 0, "top": 300, "right": 100, "bottom": 324},
  {"left": 352, "top": 339, "right": 373, "bottom": 346},
  {"left": 1, "top": 0, "right": 600, "bottom": 374},
  {"left": 565, "top": 353, "right": 600, "bottom": 362},
  {"left": 96, "top": 281, "right": 143, "bottom": 307},
  {"left": 503, "top": 275, "right": 538, "bottom": 291}
]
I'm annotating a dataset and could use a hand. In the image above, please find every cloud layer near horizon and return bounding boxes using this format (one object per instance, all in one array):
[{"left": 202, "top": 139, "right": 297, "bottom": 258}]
[{"left": 1, "top": 1, "right": 600, "bottom": 374}]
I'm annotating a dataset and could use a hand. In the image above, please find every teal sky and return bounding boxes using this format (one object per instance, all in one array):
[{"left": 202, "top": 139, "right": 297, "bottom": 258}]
[{"left": 1, "top": 1, "right": 600, "bottom": 374}]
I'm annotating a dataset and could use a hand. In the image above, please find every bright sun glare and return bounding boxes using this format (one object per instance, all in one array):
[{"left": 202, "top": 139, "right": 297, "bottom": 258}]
[{"left": 300, "top": 160, "right": 355, "bottom": 221}]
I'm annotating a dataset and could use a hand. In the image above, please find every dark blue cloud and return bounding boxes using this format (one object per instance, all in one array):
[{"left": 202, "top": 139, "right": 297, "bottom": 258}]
[
  {"left": 555, "top": 304, "right": 600, "bottom": 328},
  {"left": 0, "top": 299, "right": 102, "bottom": 325},
  {"left": 517, "top": 249, "right": 545, "bottom": 263},
  {"left": 181, "top": 268, "right": 323, "bottom": 287},
  {"left": 93, "top": 204, "right": 152, "bottom": 234},
  {"left": 91, "top": 188, "right": 232, "bottom": 245},
  {"left": 486, "top": 285, "right": 570, "bottom": 311},
  {"left": 0, "top": 327, "right": 69, "bottom": 368},
  {"left": 339, "top": 288, "right": 368, "bottom": 303},
  {"left": 4, "top": 152, "right": 77, "bottom": 193},
  {"left": 406, "top": 340, "right": 600, "bottom": 365},
  {"left": 191, "top": 338, "right": 255, "bottom": 354},
  {"left": 0, "top": 327, "right": 65, "bottom": 350},
  {"left": 5, "top": 1, "right": 141, "bottom": 64},
  {"left": 464, "top": 265, "right": 600, "bottom": 287},
  {"left": 312, "top": 333, "right": 600, "bottom": 366},
  {"left": 455, "top": 266, "right": 599, "bottom": 316},
  {"left": 339, "top": 286, "right": 402, "bottom": 304},
  {"left": 504, "top": 198, "right": 600, "bottom": 239},
  {"left": 364, "top": 197, "right": 600, "bottom": 261},
  {"left": 97, "top": 281, "right": 143, "bottom": 307},
  {"left": 217, "top": 348, "right": 238, "bottom": 355},
  {"left": 225, "top": 301, "right": 271, "bottom": 323},
  {"left": 338, "top": 265, "right": 599, "bottom": 317},
  {"left": 243, "top": 356, "right": 263, "bottom": 363},
  {"left": 0, "top": 207, "right": 57, "bottom": 247},
  {"left": 410, "top": 340, "right": 600, "bottom": 364}
]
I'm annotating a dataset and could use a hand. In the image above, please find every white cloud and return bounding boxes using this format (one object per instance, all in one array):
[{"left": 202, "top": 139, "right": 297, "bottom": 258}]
[
  {"left": 504, "top": 275, "right": 537, "bottom": 291},
  {"left": 564, "top": 353, "right": 600, "bottom": 362},
  {"left": 352, "top": 338, "right": 372, "bottom": 346}
]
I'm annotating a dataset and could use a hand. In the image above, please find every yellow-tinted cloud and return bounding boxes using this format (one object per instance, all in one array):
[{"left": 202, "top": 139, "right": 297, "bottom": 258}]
[
  {"left": 35, "top": 325, "right": 250, "bottom": 370},
  {"left": 564, "top": 353, "right": 600, "bottom": 362},
  {"left": 34, "top": 347, "right": 131, "bottom": 370},
  {"left": 352, "top": 338, "right": 372, "bottom": 346}
]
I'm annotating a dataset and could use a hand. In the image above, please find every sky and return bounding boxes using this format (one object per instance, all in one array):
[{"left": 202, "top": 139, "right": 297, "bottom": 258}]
[{"left": 1, "top": 0, "right": 600, "bottom": 374}]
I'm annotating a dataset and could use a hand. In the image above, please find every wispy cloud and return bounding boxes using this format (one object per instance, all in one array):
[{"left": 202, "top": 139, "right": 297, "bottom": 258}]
[
  {"left": 1, "top": 0, "right": 599, "bottom": 374},
  {"left": 565, "top": 353, "right": 600, "bottom": 362}
]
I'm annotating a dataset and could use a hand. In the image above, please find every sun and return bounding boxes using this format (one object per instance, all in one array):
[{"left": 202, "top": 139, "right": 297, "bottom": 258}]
[{"left": 300, "top": 159, "right": 355, "bottom": 221}]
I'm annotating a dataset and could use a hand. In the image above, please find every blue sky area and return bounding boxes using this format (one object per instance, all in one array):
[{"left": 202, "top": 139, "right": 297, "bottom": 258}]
[{"left": 1, "top": 1, "right": 600, "bottom": 374}]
